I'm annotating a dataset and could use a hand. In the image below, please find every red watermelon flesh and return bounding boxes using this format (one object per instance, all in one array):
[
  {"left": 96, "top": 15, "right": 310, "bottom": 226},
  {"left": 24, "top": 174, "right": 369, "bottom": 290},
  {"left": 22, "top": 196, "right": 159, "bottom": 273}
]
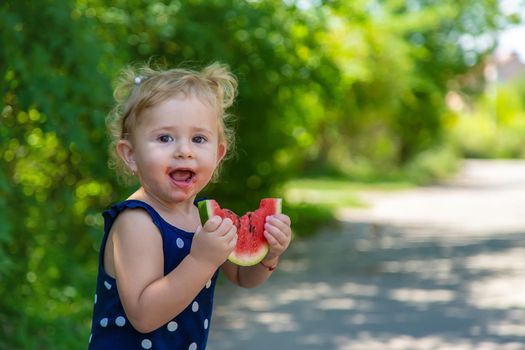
[{"left": 198, "top": 198, "right": 282, "bottom": 266}]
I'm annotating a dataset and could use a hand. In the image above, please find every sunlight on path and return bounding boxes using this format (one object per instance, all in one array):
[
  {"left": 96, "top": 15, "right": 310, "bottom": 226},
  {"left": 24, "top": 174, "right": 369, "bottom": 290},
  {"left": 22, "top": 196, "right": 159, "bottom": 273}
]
[{"left": 338, "top": 160, "right": 525, "bottom": 235}]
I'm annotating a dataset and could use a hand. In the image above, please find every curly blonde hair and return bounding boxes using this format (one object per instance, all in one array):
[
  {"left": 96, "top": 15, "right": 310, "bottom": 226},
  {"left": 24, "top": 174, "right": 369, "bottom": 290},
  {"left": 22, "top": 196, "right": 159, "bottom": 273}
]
[{"left": 106, "top": 62, "right": 238, "bottom": 184}]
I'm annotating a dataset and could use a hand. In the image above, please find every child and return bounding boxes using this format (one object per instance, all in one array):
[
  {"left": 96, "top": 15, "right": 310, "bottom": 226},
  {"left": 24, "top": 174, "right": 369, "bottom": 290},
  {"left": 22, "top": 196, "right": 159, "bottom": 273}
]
[{"left": 88, "top": 62, "right": 292, "bottom": 350}]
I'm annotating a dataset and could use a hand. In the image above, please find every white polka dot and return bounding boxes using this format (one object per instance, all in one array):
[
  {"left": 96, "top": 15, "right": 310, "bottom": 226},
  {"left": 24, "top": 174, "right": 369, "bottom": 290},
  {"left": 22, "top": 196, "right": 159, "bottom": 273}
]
[
  {"left": 167, "top": 321, "right": 178, "bottom": 332},
  {"left": 204, "top": 318, "right": 209, "bottom": 330},
  {"left": 176, "top": 237, "right": 184, "bottom": 248},
  {"left": 100, "top": 318, "right": 108, "bottom": 327},
  {"left": 141, "top": 339, "right": 152, "bottom": 349},
  {"left": 191, "top": 301, "right": 199, "bottom": 312},
  {"left": 115, "top": 316, "right": 126, "bottom": 327},
  {"left": 94, "top": 293, "right": 97, "bottom": 304},
  {"left": 104, "top": 281, "right": 112, "bottom": 290},
  {"left": 189, "top": 342, "right": 197, "bottom": 350},
  {"left": 205, "top": 280, "right": 211, "bottom": 289}
]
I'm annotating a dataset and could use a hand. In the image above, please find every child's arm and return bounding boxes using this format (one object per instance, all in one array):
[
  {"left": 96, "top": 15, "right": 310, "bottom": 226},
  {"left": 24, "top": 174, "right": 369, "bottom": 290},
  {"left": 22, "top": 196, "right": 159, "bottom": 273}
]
[
  {"left": 109, "top": 209, "right": 236, "bottom": 333},
  {"left": 221, "top": 213, "right": 291, "bottom": 288}
]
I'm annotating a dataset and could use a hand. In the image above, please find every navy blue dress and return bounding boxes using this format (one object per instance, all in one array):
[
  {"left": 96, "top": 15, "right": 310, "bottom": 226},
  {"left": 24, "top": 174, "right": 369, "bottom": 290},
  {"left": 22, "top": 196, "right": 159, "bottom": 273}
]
[{"left": 88, "top": 200, "right": 218, "bottom": 350}]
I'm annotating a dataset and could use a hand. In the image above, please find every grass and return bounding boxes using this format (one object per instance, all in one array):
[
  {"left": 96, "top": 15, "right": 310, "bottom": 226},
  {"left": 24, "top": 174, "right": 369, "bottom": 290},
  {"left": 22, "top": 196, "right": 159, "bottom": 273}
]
[
  {"left": 282, "top": 177, "right": 414, "bottom": 236},
  {"left": 282, "top": 148, "right": 461, "bottom": 236},
  {"left": 284, "top": 178, "right": 414, "bottom": 209}
]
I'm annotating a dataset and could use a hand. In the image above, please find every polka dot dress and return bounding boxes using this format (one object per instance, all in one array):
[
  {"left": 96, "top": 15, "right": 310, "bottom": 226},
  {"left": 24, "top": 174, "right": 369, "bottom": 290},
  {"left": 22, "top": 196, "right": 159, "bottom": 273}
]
[{"left": 88, "top": 200, "right": 218, "bottom": 349}]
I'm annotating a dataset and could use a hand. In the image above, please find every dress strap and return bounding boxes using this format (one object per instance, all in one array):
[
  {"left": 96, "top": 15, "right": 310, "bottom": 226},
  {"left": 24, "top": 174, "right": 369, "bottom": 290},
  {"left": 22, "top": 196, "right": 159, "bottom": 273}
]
[{"left": 102, "top": 200, "right": 164, "bottom": 234}]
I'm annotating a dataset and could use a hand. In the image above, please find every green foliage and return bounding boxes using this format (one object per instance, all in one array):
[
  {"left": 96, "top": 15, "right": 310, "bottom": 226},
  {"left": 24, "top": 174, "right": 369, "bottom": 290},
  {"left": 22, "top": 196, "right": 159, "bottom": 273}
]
[
  {"left": 316, "top": 0, "right": 504, "bottom": 172},
  {"left": 284, "top": 202, "right": 336, "bottom": 237},
  {"left": 1, "top": 1, "right": 115, "bottom": 348},
  {"left": 450, "top": 79, "right": 525, "bottom": 158},
  {"left": 404, "top": 143, "right": 463, "bottom": 184},
  {"left": 77, "top": 0, "right": 340, "bottom": 209},
  {"left": 0, "top": 0, "right": 516, "bottom": 348}
]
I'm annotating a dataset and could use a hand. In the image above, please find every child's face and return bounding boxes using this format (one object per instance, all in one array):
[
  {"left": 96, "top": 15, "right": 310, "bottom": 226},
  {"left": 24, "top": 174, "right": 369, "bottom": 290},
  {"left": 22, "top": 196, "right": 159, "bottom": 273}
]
[{"left": 123, "top": 95, "right": 226, "bottom": 204}]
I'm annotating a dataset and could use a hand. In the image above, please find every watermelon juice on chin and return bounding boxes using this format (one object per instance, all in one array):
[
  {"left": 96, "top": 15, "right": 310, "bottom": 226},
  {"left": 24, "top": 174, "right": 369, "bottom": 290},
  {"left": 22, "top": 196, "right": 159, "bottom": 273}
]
[{"left": 198, "top": 198, "right": 282, "bottom": 266}]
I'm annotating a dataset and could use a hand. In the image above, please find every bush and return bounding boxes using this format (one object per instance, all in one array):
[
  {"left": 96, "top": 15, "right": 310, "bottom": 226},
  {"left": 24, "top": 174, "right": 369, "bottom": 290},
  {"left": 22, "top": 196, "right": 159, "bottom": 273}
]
[{"left": 450, "top": 80, "right": 525, "bottom": 159}]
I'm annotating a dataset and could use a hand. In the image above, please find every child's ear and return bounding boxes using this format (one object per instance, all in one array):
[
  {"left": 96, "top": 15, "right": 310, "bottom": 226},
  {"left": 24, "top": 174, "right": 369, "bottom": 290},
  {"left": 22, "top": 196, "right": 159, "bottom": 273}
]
[
  {"left": 216, "top": 142, "right": 227, "bottom": 165},
  {"left": 116, "top": 139, "right": 137, "bottom": 174}
]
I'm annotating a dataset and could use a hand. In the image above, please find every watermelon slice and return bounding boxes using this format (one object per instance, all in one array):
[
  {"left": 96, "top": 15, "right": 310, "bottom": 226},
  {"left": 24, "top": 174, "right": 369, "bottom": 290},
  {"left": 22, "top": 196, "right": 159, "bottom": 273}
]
[{"left": 198, "top": 198, "right": 282, "bottom": 266}]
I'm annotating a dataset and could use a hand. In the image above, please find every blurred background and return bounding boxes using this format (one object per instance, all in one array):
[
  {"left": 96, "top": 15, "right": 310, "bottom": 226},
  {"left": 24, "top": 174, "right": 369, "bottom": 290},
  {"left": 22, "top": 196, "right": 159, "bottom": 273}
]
[{"left": 1, "top": 0, "right": 524, "bottom": 348}]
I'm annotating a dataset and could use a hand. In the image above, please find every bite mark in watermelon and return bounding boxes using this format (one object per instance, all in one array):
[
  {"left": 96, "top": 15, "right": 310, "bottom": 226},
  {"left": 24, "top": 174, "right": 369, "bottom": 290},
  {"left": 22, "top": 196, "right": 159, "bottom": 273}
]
[{"left": 198, "top": 198, "right": 282, "bottom": 266}]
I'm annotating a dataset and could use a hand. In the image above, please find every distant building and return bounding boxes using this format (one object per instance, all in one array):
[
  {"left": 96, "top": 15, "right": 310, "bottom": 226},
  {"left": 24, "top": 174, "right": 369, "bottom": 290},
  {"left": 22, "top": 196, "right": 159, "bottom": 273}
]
[
  {"left": 485, "top": 51, "right": 525, "bottom": 83},
  {"left": 447, "top": 51, "right": 525, "bottom": 112}
]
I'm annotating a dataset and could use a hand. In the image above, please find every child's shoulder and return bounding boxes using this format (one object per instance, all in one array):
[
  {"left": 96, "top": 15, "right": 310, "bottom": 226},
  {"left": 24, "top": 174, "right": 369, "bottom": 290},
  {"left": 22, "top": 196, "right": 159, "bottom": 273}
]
[{"left": 111, "top": 202, "right": 160, "bottom": 236}]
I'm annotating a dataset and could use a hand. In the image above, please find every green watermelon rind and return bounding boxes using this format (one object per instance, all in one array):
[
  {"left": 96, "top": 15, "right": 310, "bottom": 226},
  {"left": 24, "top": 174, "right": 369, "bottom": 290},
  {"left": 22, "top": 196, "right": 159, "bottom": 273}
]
[
  {"left": 198, "top": 199, "right": 213, "bottom": 224},
  {"left": 197, "top": 198, "right": 282, "bottom": 267}
]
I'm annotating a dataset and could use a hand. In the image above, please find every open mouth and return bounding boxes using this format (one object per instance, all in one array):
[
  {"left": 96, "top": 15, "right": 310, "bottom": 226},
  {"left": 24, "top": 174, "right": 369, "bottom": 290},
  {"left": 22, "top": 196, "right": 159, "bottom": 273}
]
[{"left": 169, "top": 169, "right": 196, "bottom": 184}]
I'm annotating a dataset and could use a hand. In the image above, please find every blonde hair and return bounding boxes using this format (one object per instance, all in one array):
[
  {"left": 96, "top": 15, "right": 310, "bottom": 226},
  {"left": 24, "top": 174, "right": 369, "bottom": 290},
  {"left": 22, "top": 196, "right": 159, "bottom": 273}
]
[{"left": 107, "top": 62, "right": 238, "bottom": 184}]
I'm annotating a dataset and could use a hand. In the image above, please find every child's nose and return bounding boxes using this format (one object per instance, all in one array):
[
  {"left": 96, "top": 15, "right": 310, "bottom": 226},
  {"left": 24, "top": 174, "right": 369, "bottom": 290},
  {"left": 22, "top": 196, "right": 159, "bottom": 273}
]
[{"left": 175, "top": 140, "right": 193, "bottom": 158}]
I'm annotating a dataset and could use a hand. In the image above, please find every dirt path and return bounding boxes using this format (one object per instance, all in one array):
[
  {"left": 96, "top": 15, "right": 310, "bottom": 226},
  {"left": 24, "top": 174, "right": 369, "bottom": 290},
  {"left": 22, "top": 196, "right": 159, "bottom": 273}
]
[{"left": 208, "top": 160, "right": 525, "bottom": 350}]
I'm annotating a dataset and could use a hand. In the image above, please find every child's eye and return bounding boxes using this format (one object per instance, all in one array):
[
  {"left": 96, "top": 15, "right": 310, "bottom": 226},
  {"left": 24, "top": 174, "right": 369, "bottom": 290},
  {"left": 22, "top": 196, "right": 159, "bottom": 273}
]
[
  {"left": 192, "top": 135, "right": 207, "bottom": 144},
  {"left": 158, "top": 135, "right": 174, "bottom": 143}
]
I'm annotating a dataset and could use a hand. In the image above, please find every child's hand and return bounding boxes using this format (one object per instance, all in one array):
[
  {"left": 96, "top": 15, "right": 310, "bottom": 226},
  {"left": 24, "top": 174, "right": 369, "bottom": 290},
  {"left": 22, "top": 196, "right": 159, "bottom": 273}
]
[
  {"left": 190, "top": 216, "right": 237, "bottom": 268},
  {"left": 262, "top": 214, "right": 292, "bottom": 262}
]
